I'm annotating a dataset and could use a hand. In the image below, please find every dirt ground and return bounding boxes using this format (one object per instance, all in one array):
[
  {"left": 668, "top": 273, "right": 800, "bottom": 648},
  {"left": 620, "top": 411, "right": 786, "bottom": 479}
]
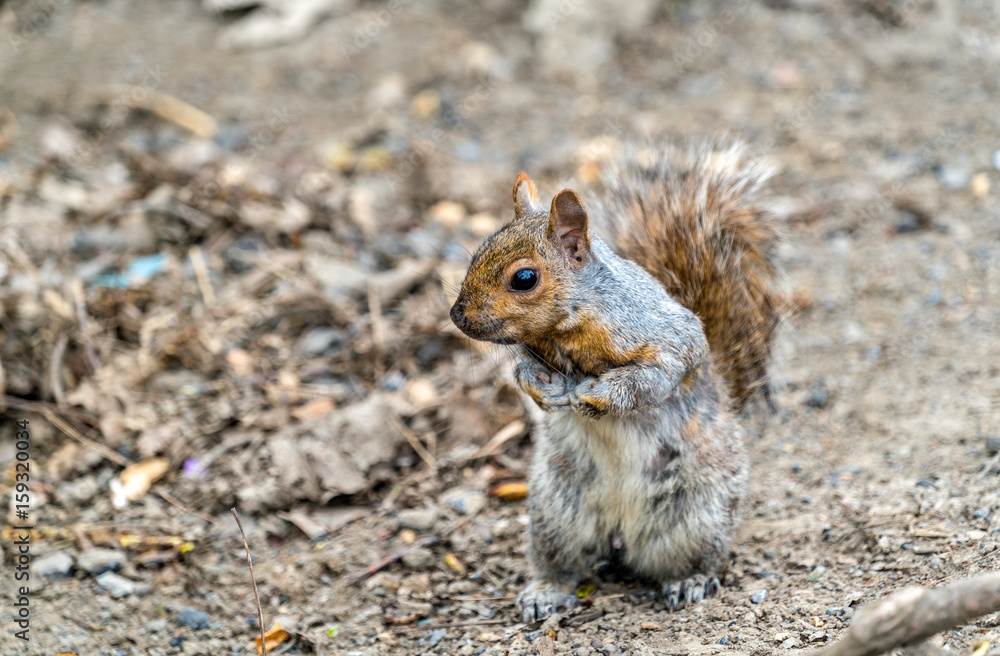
[{"left": 1, "top": 0, "right": 1000, "bottom": 654}]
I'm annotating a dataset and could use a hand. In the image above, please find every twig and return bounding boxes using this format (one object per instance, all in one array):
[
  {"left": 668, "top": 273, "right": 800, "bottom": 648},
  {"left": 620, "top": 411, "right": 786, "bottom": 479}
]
[
  {"left": 472, "top": 419, "right": 526, "bottom": 460},
  {"left": 232, "top": 508, "right": 268, "bottom": 656},
  {"left": 48, "top": 332, "right": 69, "bottom": 407},
  {"left": 72, "top": 278, "right": 101, "bottom": 374},
  {"left": 450, "top": 594, "right": 517, "bottom": 602},
  {"left": 347, "top": 535, "right": 439, "bottom": 583},
  {"left": 392, "top": 618, "right": 507, "bottom": 634},
  {"left": 44, "top": 411, "right": 131, "bottom": 467},
  {"left": 811, "top": 572, "right": 1000, "bottom": 656},
  {"left": 368, "top": 280, "right": 386, "bottom": 352},
  {"left": 391, "top": 416, "right": 437, "bottom": 473},
  {"left": 93, "top": 86, "right": 217, "bottom": 139},
  {"left": 156, "top": 486, "right": 223, "bottom": 527},
  {"left": 0, "top": 395, "right": 99, "bottom": 424},
  {"left": 189, "top": 245, "right": 217, "bottom": 308}
]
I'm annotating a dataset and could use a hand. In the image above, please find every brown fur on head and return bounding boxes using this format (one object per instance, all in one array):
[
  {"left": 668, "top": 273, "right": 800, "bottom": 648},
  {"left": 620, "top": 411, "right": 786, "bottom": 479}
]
[{"left": 449, "top": 172, "right": 591, "bottom": 346}]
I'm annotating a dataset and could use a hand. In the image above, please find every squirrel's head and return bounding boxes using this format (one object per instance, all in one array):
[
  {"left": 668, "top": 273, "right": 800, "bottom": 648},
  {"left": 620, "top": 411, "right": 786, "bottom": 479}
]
[{"left": 450, "top": 172, "right": 592, "bottom": 345}]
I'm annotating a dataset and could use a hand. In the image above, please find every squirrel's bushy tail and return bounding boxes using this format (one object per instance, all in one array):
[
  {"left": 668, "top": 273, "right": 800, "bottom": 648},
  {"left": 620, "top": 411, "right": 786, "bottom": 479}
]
[{"left": 595, "top": 140, "right": 781, "bottom": 412}]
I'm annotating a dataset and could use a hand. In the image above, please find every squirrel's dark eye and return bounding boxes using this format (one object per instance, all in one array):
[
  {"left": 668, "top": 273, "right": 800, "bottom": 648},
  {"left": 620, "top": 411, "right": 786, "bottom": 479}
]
[{"left": 510, "top": 268, "right": 538, "bottom": 291}]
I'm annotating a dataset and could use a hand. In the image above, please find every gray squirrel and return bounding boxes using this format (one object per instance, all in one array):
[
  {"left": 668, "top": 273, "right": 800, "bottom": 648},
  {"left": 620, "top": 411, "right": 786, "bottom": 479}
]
[{"left": 450, "top": 141, "right": 782, "bottom": 621}]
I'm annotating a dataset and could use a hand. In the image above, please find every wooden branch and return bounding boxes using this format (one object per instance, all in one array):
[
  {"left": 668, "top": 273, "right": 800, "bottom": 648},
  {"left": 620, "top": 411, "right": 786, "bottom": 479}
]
[{"left": 812, "top": 573, "right": 1000, "bottom": 656}]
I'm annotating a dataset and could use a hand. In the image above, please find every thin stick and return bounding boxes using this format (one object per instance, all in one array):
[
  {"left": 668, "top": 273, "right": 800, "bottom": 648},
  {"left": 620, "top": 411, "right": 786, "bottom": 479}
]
[
  {"left": 392, "top": 618, "right": 507, "bottom": 634},
  {"left": 472, "top": 419, "right": 526, "bottom": 460},
  {"left": 189, "top": 245, "right": 217, "bottom": 308},
  {"left": 232, "top": 508, "right": 268, "bottom": 656},
  {"left": 0, "top": 395, "right": 98, "bottom": 424},
  {"left": 391, "top": 416, "right": 437, "bottom": 472},
  {"left": 72, "top": 278, "right": 101, "bottom": 373},
  {"left": 368, "top": 280, "right": 386, "bottom": 352},
  {"left": 48, "top": 332, "right": 69, "bottom": 407},
  {"left": 156, "top": 486, "right": 223, "bottom": 527},
  {"left": 45, "top": 411, "right": 131, "bottom": 467},
  {"left": 811, "top": 572, "right": 1000, "bottom": 656},
  {"left": 347, "top": 535, "right": 439, "bottom": 583}
]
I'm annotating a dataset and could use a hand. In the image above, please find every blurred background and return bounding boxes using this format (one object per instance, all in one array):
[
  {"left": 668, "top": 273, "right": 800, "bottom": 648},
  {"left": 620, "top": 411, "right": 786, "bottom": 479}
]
[{"left": 1, "top": 0, "right": 999, "bottom": 654}]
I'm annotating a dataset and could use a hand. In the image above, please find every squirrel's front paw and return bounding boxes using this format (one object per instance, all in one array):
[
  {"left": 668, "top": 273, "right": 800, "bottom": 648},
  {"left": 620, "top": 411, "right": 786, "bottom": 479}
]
[
  {"left": 570, "top": 378, "right": 610, "bottom": 419},
  {"left": 516, "top": 580, "right": 580, "bottom": 622},
  {"left": 515, "top": 362, "right": 573, "bottom": 413}
]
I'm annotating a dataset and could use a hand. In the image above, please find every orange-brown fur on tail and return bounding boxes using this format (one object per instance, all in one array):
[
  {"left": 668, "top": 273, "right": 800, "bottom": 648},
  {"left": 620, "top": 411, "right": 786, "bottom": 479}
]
[{"left": 595, "top": 141, "right": 781, "bottom": 412}]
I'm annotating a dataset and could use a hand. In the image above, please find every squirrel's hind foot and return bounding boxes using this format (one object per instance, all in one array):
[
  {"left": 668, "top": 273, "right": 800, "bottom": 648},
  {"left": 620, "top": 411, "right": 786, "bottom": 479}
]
[
  {"left": 516, "top": 580, "right": 580, "bottom": 622},
  {"left": 661, "top": 574, "right": 720, "bottom": 612}
]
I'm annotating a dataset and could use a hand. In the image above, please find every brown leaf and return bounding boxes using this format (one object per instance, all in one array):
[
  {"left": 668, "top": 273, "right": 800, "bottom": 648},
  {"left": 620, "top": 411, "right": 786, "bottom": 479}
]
[
  {"left": 290, "top": 398, "right": 336, "bottom": 422},
  {"left": 256, "top": 621, "right": 290, "bottom": 655},
  {"left": 489, "top": 481, "right": 528, "bottom": 501}
]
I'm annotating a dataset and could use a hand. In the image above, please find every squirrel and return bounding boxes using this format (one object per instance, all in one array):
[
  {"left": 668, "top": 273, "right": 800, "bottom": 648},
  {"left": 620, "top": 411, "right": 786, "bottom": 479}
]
[{"left": 449, "top": 140, "right": 782, "bottom": 621}]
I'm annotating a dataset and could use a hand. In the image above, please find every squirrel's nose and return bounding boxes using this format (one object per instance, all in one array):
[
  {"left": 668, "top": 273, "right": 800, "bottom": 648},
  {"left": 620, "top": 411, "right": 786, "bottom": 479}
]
[{"left": 450, "top": 301, "right": 467, "bottom": 330}]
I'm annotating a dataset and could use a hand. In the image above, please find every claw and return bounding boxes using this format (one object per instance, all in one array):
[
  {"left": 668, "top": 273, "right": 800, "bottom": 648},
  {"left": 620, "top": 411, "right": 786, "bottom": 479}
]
[
  {"left": 517, "top": 581, "right": 579, "bottom": 622},
  {"left": 661, "top": 574, "right": 720, "bottom": 612}
]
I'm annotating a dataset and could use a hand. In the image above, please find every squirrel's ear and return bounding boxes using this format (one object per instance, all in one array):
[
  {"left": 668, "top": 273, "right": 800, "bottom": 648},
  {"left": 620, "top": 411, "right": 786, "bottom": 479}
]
[
  {"left": 513, "top": 171, "right": 540, "bottom": 219},
  {"left": 548, "top": 189, "right": 591, "bottom": 266}
]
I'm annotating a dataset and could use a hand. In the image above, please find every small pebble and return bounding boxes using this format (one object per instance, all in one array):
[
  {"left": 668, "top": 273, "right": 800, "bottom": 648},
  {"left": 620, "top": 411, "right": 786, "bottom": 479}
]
[
  {"left": 894, "top": 210, "right": 921, "bottom": 233},
  {"left": 148, "top": 618, "right": 169, "bottom": 633},
  {"left": 937, "top": 163, "right": 971, "bottom": 191},
  {"left": 970, "top": 172, "right": 990, "bottom": 198},
  {"left": 298, "top": 327, "right": 345, "bottom": 357},
  {"left": 992, "top": 149, "right": 1000, "bottom": 171},
  {"left": 808, "top": 565, "right": 827, "bottom": 581},
  {"left": 832, "top": 466, "right": 861, "bottom": 485},
  {"left": 783, "top": 637, "right": 802, "bottom": 649},
  {"left": 77, "top": 547, "right": 127, "bottom": 575},
  {"left": 750, "top": 589, "right": 768, "bottom": 604},
  {"left": 915, "top": 479, "right": 936, "bottom": 489},
  {"left": 96, "top": 572, "right": 136, "bottom": 598},
  {"left": 804, "top": 378, "right": 829, "bottom": 408},
  {"left": 441, "top": 488, "right": 487, "bottom": 516},
  {"left": 32, "top": 550, "right": 74, "bottom": 578},
  {"left": 972, "top": 508, "right": 991, "bottom": 520},
  {"left": 398, "top": 507, "right": 439, "bottom": 531},
  {"left": 400, "top": 547, "right": 434, "bottom": 569},
  {"left": 427, "top": 628, "right": 449, "bottom": 647},
  {"left": 986, "top": 435, "right": 1000, "bottom": 456},
  {"left": 169, "top": 636, "right": 187, "bottom": 648},
  {"left": 177, "top": 608, "right": 211, "bottom": 630}
]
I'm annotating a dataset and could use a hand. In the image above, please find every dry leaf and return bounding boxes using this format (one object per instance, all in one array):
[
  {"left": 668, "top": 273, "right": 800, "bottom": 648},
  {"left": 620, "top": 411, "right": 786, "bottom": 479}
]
[
  {"left": 256, "top": 621, "right": 290, "bottom": 655},
  {"left": 489, "top": 481, "right": 528, "bottom": 501},
  {"left": 112, "top": 458, "right": 170, "bottom": 508},
  {"left": 227, "top": 348, "right": 254, "bottom": 376},
  {"left": 444, "top": 552, "right": 466, "bottom": 576},
  {"left": 291, "top": 398, "right": 336, "bottom": 422}
]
